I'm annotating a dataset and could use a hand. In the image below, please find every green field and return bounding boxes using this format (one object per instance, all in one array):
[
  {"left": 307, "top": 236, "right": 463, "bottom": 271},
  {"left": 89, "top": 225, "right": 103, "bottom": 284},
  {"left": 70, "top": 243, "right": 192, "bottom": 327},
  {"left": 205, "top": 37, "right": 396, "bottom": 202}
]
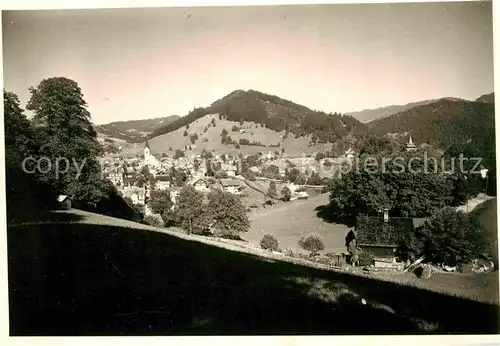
[
  {"left": 244, "top": 193, "right": 349, "bottom": 254},
  {"left": 120, "top": 114, "right": 333, "bottom": 158}
]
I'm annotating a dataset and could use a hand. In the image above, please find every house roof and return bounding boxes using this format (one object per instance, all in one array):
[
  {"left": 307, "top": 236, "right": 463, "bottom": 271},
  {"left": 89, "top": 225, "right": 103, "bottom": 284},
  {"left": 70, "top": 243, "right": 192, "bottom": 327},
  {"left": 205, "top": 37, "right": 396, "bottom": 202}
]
[
  {"left": 122, "top": 187, "right": 145, "bottom": 199},
  {"left": 356, "top": 215, "right": 415, "bottom": 246},
  {"left": 57, "top": 195, "right": 70, "bottom": 203},
  {"left": 155, "top": 175, "right": 170, "bottom": 182},
  {"left": 220, "top": 179, "right": 241, "bottom": 187},
  {"left": 188, "top": 178, "right": 208, "bottom": 186}
]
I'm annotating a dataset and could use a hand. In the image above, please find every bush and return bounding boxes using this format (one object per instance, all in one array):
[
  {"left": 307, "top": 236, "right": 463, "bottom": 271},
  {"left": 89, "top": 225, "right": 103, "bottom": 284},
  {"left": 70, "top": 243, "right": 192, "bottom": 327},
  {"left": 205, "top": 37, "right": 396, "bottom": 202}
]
[
  {"left": 298, "top": 235, "right": 324, "bottom": 256},
  {"left": 143, "top": 215, "right": 163, "bottom": 228},
  {"left": 358, "top": 252, "right": 375, "bottom": 267},
  {"left": 326, "top": 252, "right": 347, "bottom": 267},
  {"left": 260, "top": 234, "right": 279, "bottom": 251}
]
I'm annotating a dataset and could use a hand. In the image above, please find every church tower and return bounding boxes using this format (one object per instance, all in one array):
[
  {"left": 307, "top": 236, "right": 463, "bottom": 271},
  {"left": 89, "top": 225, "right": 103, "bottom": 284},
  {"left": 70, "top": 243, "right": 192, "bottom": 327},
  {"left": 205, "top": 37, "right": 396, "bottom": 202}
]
[{"left": 405, "top": 135, "right": 417, "bottom": 152}]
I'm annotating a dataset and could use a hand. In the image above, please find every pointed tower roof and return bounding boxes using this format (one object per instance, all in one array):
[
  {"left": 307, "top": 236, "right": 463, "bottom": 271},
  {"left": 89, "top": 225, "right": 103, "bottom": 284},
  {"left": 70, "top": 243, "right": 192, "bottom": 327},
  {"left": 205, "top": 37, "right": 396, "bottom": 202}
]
[
  {"left": 145, "top": 140, "right": 151, "bottom": 150},
  {"left": 406, "top": 134, "right": 417, "bottom": 150}
]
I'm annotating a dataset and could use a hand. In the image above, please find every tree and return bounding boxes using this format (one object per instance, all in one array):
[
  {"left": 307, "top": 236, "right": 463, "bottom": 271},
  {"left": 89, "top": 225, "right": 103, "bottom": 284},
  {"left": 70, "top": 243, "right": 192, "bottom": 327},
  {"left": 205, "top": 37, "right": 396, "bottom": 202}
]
[
  {"left": 185, "top": 124, "right": 189, "bottom": 129},
  {"left": 176, "top": 185, "right": 207, "bottom": 234},
  {"left": 264, "top": 165, "right": 280, "bottom": 179},
  {"left": 206, "top": 189, "right": 250, "bottom": 239},
  {"left": 190, "top": 133, "right": 199, "bottom": 144},
  {"left": 4, "top": 90, "right": 36, "bottom": 168},
  {"left": 174, "top": 149, "right": 185, "bottom": 159},
  {"left": 183, "top": 130, "right": 188, "bottom": 137},
  {"left": 299, "top": 235, "right": 325, "bottom": 257},
  {"left": 235, "top": 143, "right": 240, "bottom": 149},
  {"left": 281, "top": 186, "right": 291, "bottom": 202},
  {"left": 315, "top": 152, "right": 325, "bottom": 161},
  {"left": 260, "top": 234, "right": 279, "bottom": 251},
  {"left": 26, "top": 77, "right": 103, "bottom": 208},
  {"left": 149, "top": 189, "right": 173, "bottom": 215},
  {"left": 412, "top": 208, "right": 488, "bottom": 266},
  {"left": 267, "top": 181, "right": 277, "bottom": 198},
  {"left": 325, "top": 153, "right": 457, "bottom": 226},
  {"left": 307, "top": 172, "right": 323, "bottom": 185},
  {"left": 221, "top": 128, "right": 228, "bottom": 137}
]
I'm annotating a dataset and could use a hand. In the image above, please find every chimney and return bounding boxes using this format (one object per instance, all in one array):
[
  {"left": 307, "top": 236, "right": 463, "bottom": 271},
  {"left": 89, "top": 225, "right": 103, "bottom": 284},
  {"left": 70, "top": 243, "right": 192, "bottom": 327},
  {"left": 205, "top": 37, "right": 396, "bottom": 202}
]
[{"left": 383, "top": 208, "right": 389, "bottom": 223}]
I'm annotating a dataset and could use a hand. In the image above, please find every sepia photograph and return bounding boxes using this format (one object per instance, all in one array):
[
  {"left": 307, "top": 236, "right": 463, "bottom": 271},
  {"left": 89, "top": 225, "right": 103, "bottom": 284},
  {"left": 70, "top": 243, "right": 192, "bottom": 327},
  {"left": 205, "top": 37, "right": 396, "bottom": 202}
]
[{"left": 2, "top": 0, "right": 498, "bottom": 336}]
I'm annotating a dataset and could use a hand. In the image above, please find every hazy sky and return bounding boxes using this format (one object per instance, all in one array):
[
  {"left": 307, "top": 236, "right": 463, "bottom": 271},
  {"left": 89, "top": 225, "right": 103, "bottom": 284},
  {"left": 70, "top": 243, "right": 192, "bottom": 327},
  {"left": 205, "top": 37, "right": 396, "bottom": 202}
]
[{"left": 2, "top": 2, "right": 494, "bottom": 124}]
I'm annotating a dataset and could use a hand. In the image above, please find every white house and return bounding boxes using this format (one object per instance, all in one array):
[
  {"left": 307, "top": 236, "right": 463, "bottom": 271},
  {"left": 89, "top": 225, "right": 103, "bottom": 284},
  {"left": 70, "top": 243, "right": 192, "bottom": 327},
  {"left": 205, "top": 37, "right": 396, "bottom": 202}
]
[
  {"left": 221, "top": 163, "right": 237, "bottom": 177},
  {"left": 122, "top": 187, "right": 146, "bottom": 205},
  {"left": 154, "top": 175, "right": 171, "bottom": 190},
  {"left": 189, "top": 178, "right": 210, "bottom": 192},
  {"left": 220, "top": 179, "right": 243, "bottom": 195}
]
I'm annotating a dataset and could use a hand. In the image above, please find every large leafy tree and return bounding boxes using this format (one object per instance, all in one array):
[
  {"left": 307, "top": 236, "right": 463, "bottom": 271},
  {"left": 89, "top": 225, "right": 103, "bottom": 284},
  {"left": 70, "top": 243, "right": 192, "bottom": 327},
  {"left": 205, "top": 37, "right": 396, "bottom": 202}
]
[
  {"left": 4, "top": 90, "right": 36, "bottom": 167},
  {"left": 149, "top": 189, "right": 173, "bottom": 215},
  {"left": 327, "top": 151, "right": 456, "bottom": 226},
  {"left": 206, "top": 189, "right": 250, "bottom": 239},
  {"left": 4, "top": 90, "right": 58, "bottom": 221},
  {"left": 175, "top": 185, "right": 207, "bottom": 234},
  {"left": 415, "top": 208, "right": 488, "bottom": 266},
  {"left": 26, "top": 77, "right": 103, "bottom": 208}
]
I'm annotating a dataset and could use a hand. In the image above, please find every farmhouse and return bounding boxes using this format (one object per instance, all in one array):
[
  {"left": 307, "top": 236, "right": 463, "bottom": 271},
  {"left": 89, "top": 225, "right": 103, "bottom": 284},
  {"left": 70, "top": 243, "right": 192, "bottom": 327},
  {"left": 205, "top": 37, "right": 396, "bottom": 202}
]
[
  {"left": 355, "top": 211, "right": 416, "bottom": 268},
  {"left": 154, "top": 174, "right": 171, "bottom": 190},
  {"left": 57, "top": 195, "right": 72, "bottom": 210},
  {"left": 189, "top": 178, "right": 210, "bottom": 192},
  {"left": 221, "top": 163, "right": 237, "bottom": 177},
  {"left": 220, "top": 179, "right": 243, "bottom": 195},
  {"left": 122, "top": 187, "right": 146, "bottom": 205}
]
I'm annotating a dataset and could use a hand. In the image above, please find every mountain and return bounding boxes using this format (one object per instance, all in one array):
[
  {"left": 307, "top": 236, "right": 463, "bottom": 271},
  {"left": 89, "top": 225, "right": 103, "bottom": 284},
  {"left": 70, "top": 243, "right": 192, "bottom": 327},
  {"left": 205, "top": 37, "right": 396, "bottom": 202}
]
[
  {"left": 349, "top": 99, "right": 451, "bottom": 123},
  {"left": 476, "top": 92, "right": 495, "bottom": 103},
  {"left": 368, "top": 97, "right": 495, "bottom": 168},
  {"left": 95, "top": 115, "right": 180, "bottom": 142},
  {"left": 150, "top": 89, "right": 367, "bottom": 143}
]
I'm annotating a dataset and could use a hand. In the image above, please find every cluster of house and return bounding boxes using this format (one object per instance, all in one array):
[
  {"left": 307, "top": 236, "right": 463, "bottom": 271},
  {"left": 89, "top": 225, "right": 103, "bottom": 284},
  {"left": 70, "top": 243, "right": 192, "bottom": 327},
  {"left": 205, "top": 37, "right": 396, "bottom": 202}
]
[{"left": 98, "top": 141, "right": 252, "bottom": 214}]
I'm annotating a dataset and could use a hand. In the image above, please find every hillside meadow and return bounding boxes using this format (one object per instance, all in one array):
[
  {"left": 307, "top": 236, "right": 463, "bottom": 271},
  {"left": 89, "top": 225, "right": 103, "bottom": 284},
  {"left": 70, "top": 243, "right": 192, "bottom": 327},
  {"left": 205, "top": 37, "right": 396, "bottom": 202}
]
[{"left": 120, "top": 114, "right": 334, "bottom": 158}]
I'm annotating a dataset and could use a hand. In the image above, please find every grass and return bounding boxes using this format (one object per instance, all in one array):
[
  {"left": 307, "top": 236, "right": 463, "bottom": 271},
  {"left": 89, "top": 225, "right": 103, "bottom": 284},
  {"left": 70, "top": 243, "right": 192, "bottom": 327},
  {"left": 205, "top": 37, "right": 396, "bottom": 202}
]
[
  {"left": 7, "top": 209, "right": 499, "bottom": 335},
  {"left": 243, "top": 193, "right": 349, "bottom": 254},
  {"left": 119, "top": 114, "right": 333, "bottom": 158},
  {"left": 470, "top": 198, "right": 498, "bottom": 265}
]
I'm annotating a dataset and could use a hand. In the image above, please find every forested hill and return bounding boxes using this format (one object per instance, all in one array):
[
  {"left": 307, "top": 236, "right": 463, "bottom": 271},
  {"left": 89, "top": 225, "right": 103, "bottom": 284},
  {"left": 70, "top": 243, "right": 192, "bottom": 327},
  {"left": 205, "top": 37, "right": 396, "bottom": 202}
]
[
  {"left": 149, "top": 89, "right": 367, "bottom": 143},
  {"left": 476, "top": 92, "right": 495, "bottom": 103},
  {"left": 348, "top": 99, "right": 437, "bottom": 123},
  {"left": 368, "top": 97, "right": 495, "bottom": 148},
  {"left": 95, "top": 115, "right": 180, "bottom": 142}
]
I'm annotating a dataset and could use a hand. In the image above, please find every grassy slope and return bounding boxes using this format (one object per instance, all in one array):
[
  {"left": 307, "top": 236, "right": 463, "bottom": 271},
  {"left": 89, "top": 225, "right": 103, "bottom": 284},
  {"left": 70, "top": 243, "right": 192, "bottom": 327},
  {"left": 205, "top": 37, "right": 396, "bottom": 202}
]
[
  {"left": 470, "top": 198, "right": 498, "bottom": 264},
  {"left": 120, "top": 114, "right": 333, "bottom": 158},
  {"left": 243, "top": 193, "right": 349, "bottom": 254},
  {"left": 7, "top": 209, "right": 499, "bottom": 335}
]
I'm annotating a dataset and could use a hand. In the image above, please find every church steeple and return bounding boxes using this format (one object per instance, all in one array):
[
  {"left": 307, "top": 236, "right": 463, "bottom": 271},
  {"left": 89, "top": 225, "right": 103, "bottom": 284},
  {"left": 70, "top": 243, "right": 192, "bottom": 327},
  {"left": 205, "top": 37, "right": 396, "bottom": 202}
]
[
  {"left": 145, "top": 140, "right": 151, "bottom": 150},
  {"left": 406, "top": 135, "right": 417, "bottom": 151}
]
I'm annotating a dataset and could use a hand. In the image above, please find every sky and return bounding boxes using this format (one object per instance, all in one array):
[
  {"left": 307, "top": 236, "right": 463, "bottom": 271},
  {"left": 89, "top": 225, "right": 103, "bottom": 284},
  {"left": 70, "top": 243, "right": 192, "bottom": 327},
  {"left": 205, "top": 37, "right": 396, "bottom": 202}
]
[{"left": 2, "top": 2, "right": 494, "bottom": 124}]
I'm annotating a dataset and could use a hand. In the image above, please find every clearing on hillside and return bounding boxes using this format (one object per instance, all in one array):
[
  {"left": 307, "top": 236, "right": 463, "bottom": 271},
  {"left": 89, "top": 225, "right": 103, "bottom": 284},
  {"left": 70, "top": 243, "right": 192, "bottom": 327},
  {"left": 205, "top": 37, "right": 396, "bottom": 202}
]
[
  {"left": 120, "top": 114, "right": 333, "bottom": 158},
  {"left": 243, "top": 193, "right": 349, "bottom": 254}
]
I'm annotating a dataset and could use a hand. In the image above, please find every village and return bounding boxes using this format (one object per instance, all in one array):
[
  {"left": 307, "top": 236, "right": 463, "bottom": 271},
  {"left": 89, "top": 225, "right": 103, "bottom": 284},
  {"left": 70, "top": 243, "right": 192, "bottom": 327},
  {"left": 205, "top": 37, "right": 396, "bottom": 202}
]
[{"left": 97, "top": 138, "right": 359, "bottom": 217}]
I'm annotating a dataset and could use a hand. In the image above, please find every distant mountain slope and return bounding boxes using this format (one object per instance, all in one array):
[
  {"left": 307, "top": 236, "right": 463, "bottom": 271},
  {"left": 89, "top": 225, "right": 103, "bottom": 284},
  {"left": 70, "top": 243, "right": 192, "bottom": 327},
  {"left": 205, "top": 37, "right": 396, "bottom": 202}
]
[
  {"left": 368, "top": 97, "right": 495, "bottom": 166},
  {"left": 121, "top": 113, "right": 334, "bottom": 158},
  {"left": 95, "top": 115, "right": 180, "bottom": 142},
  {"left": 349, "top": 99, "right": 439, "bottom": 123},
  {"left": 476, "top": 92, "right": 495, "bottom": 103},
  {"left": 150, "top": 89, "right": 367, "bottom": 144}
]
